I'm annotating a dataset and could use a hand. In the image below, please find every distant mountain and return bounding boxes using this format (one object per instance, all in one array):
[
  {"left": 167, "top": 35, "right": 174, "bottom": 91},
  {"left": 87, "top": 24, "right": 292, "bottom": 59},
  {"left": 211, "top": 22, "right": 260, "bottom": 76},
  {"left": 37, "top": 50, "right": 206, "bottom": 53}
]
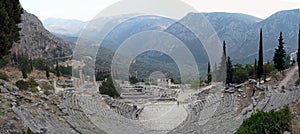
[
  {"left": 177, "top": 9, "right": 300, "bottom": 64},
  {"left": 12, "top": 10, "right": 73, "bottom": 58},
  {"left": 232, "top": 9, "right": 300, "bottom": 64},
  {"left": 43, "top": 18, "right": 86, "bottom": 37},
  {"left": 49, "top": 9, "right": 300, "bottom": 64},
  {"left": 101, "top": 15, "right": 175, "bottom": 51}
]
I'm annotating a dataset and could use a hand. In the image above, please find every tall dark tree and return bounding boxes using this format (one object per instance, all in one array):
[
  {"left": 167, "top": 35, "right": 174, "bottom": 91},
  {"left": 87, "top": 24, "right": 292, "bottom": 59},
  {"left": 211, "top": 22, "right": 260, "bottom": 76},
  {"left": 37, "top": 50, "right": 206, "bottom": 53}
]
[
  {"left": 217, "top": 40, "right": 227, "bottom": 82},
  {"left": 257, "top": 28, "right": 264, "bottom": 81},
  {"left": 298, "top": 24, "right": 300, "bottom": 79},
  {"left": 19, "top": 55, "right": 30, "bottom": 79},
  {"left": 46, "top": 64, "right": 50, "bottom": 80},
  {"left": 254, "top": 58, "right": 257, "bottom": 79},
  {"left": 226, "top": 56, "right": 233, "bottom": 85},
  {"left": 55, "top": 61, "right": 60, "bottom": 79},
  {"left": 207, "top": 61, "right": 212, "bottom": 84},
  {"left": 273, "top": 32, "right": 286, "bottom": 72},
  {"left": 0, "top": 0, "right": 23, "bottom": 66},
  {"left": 29, "top": 57, "right": 33, "bottom": 71},
  {"left": 223, "top": 40, "right": 227, "bottom": 58}
]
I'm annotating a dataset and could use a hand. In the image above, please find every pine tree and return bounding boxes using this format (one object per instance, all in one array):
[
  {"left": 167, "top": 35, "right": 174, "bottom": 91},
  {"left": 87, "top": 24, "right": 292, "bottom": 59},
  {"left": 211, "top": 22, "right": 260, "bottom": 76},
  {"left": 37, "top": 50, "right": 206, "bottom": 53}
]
[
  {"left": 298, "top": 24, "right": 300, "bottom": 79},
  {"left": 207, "top": 61, "right": 212, "bottom": 84},
  {"left": 257, "top": 28, "right": 264, "bottom": 81},
  {"left": 226, "top": 56, "right": 233, "bottom": 85},
  {"left": 273, "top": 32, "right": 286, "bottom": 72},
  {"left": 0, "top": 0, "right": 23, "bottom": 65}
]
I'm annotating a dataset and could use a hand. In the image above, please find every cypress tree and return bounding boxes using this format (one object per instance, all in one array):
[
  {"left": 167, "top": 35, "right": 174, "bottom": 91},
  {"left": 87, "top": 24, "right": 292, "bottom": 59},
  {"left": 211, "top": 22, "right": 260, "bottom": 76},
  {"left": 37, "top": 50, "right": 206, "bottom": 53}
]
[
  {"left": 257, "top": 28, "right": 264, "bottom": 81},
  {"left": 223, "top": 40, "right": 227, "bottom": 58},
  {"left": 207, "top": 61, "right": 212, "bottom": 84},
  {"left": 46, "top": 64, "right": 50, "bottom": 80},
  {"left": 212, "top": 63, "right": 218, "bottom": 82},
  {"left": 29, "top": 57, "right": 33, "bottom": 72},
  {"left": 298, "top": 24, "right": 300, "bottom": 79},
  {"left": 217, "top": 40, "right": 227, "bottom": 82},
  {"left": 254, "top": 58, "right": 257, "bottom": 79},
  {"left": 273, "top": 32, "right": 286, "bottom": 72},
  {"left": 226, "top": 56, "right": 233, "bottom": 85},
  {"left": 19, "top": 55, "right": 30, "bottom": 79},
  {"left": 55, "top": 62, "right": 60, "bottom": 79}
]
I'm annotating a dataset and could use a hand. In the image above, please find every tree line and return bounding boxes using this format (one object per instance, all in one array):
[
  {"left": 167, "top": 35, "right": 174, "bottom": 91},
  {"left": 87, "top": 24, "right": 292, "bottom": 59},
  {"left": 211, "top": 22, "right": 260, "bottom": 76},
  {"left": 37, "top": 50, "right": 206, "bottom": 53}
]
[
  {"left": 15, "top": 55, "right": 71, "bottom": 79},
  {"left": 208, "top": 27, "right": 296, "bottom": 85}
]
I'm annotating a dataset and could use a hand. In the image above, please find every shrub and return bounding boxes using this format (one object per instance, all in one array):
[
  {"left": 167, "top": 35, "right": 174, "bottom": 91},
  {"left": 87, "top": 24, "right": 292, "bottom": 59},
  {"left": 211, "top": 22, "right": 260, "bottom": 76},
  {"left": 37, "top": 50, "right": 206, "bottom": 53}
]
[
  {"left": 40, "top": 82, "right": 54, "bottom": 91},
  {"left": 0, "top": 71, "right": 8, "bottom": 81},
  {"left": 129, "top": 76, "right": 139, "bottom": 84},
  {"left": 15, "top": 80, "right": 28, "bottom": 90},
  {"left": 44, "top": 89, "right": 52, "bottom": 96},
  {"left": 270, "top": 69, "right": 279, "bottom": 77},
  {"left": 99, "top": 75, "right": 120, "bottom": 98},
  {"left": 31, "top": 87, "right": 39, "bottom": 93},
  {"left": 0, "top": 56, "right": 10, "bottom": 68},
  {"left": 236, "top": 106, "right": 292, "bottom": 134},
  {"left": 190, "top": 79, "right": 203, "bottom": 89},
  {"left": 15, "top": 78, "right": 38, "bottom": 90},
  {"left": 27, "top": 78, "right": 38, "bottom": 88},
  {"left": 295, "top": 78, "right": 300, "bottom": 86}
]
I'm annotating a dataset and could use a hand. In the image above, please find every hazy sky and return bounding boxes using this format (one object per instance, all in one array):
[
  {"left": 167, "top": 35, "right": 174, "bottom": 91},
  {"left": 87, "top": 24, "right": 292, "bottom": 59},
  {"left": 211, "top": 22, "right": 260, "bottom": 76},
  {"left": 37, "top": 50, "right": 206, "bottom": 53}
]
[{"left": 20, "top": 0, "right": 299, "bottom": 21}]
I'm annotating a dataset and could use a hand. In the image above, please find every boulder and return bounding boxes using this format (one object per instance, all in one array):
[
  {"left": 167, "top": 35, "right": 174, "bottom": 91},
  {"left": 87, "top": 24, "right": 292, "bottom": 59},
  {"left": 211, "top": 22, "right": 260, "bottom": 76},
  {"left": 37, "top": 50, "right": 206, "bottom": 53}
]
[
  {"left": 12, "top": 86, "right": 19, "bottom": 91},
  {"left": 0, "top": 86, "right": 8, "bottom": 93},
  {"left": 248, "top": 79, "right": 257, "bottom": 84}
]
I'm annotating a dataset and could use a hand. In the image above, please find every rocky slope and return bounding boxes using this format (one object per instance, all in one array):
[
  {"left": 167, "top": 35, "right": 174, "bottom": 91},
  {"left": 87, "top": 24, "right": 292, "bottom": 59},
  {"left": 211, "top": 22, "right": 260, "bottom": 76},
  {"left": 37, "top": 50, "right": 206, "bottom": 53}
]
[{"left": 12, "top": 10, "right": 73, "bottom": 59}]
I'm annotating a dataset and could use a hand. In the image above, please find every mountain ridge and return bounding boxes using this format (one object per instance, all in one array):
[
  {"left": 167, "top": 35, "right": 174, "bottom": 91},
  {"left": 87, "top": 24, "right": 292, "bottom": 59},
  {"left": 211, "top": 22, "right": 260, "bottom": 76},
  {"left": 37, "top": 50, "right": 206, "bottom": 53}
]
[
  {"left": 44, "top": 9, "right": 300, "bottom": 64},
  {"left": 12, "top": 10, "right": 73, "bottom": 59}
]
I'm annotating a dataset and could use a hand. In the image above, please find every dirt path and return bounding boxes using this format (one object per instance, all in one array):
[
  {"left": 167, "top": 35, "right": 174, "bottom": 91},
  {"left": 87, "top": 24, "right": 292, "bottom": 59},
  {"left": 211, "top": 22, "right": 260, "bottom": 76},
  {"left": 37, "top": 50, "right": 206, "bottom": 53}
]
[{"left": 277, "top": 65, "right": 298, "bottom": 89}]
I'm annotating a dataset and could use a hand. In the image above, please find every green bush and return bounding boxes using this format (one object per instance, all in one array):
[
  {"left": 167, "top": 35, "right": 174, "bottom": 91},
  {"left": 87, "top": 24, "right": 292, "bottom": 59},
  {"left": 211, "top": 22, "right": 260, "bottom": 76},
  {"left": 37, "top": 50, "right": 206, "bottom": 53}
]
[
  {"left": 0, "top": 71, "right": 9, "bottom": 81},
  {"left": 0, "top": 56, "right": 10, "bottom": 68},
  {"left": 270, "top": 69, "right": 279, "bottom": 77},
  {"left": 40, "top": 82, "right": 54, "bottom": 91},
  {"left": 15, "top": 80, "right": 28, "bottom": 90},
  {"left": 31, "top": 87, "right": 39, "bottom": 93},
  {"left": 236, "top": 106, "right": 293, "bottom": 134},
  {"left": 295, "top": 78, "right": 300, "bottom": 86},
  {"left": 15, "top": 78, "right": 38, "bottom": 90},
  {"left": 27, "top": 78, "right": 38, "bottom": 88},
  {"left": 191, "top": 79, "right": 203, "bottom": 89},
  {"left": 99, "top": 75, "right": 120, "bottom": 98},
  {"left": 129, "top": 76, "right": 139, "bottom": 84}
]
